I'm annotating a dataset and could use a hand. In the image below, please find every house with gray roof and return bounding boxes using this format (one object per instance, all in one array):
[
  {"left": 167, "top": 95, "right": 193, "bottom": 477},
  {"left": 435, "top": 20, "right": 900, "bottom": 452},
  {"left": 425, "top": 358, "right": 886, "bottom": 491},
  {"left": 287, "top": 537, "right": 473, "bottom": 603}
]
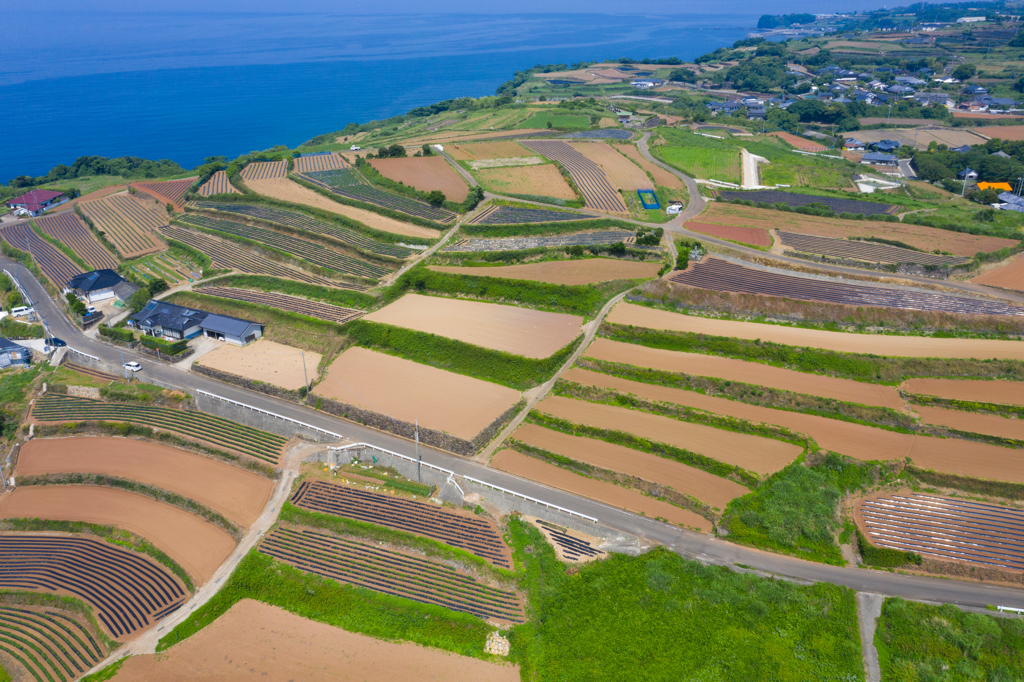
[{"left": 199, "top": 315, "right": 264, "bottom": 346}]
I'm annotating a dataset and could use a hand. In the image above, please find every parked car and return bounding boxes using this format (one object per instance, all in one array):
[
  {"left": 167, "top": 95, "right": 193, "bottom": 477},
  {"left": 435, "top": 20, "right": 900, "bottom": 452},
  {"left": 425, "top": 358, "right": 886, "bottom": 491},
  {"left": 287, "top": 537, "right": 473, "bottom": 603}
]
[
  {"left": 123, "top": 361, "right": 142, "bottom": 372},
  {"left": 11, "top": 306, "right": 33, "bottom": 317},
  {"left": 48, "top": 337, "right": 66, "bottom": 347},
  {"left": 86, "top": 306, "right": 97, "bottom": 314}
]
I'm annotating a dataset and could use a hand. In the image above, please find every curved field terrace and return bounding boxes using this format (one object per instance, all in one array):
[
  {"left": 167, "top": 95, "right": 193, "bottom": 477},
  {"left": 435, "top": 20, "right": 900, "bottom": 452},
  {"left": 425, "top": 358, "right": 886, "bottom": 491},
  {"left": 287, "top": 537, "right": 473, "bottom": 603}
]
[
  {"left": 131, "top": 178, "right": 196, "bottom": 209},
  {"left": 16, "top": 437, "right": 273, "bottom": 527},
  {"left": 293, "top": 151, "right": 345, "bottom": 173},
  {"left": 444, "top": 230, "right": 633, "bottom": 253},
  {"left": 34, "top": 212, "right": 118, "bottom": 270},
  {"left": 570, "top": 142, "right": 650, "bottom": 191},
  {"left": 0, "top": 604, "right": 106, "bottom": 681},
  {"left": 0, "top": 223, "right": 82, "bottom": 288},
  {"left": 79, "top": 194, "right": 166, "bottom": 258},
  {"left": 370, "top": 156, "right": 469, "bottom": 202},
  {"left": 196, "top": 171, "right": 239, "bottom": 197},
  {"left": 297, "top": 170, "right": 457, "bottom": 224},
  {"left": 685, "top": 221, "right": 771, "bottom": 248},
  {"left": 474, "top": 165, "right": 577, "bottom": 201},
  {"left": 363, "top": 293, "right": 582, "bottom": 358},
  {"left": 466, "top": 205, "right": 588, "bottom": 225},
  {"left": 901, "top": 378, "right": 1024, "bottom": 405},
  {"left": 778, "top": 232, "right": 969, "bottom": 266},
  {"left": 196, "top": 286, "right": 364, "bottom": 324},
  {"left": 429, "top": 258, "right": 660, "bottom": 285},
  {"left": 973, "top": 253, "right": 1024, "bottom": 292}
]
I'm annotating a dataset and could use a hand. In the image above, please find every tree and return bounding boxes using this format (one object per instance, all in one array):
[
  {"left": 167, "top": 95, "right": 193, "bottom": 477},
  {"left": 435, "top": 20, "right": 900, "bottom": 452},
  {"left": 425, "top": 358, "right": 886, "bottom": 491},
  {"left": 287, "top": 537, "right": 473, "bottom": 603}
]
[
  {"left": 426, "top": 190, "right": 446, "bottom": 206},
  {"left": 1010, "top": 30, "right": 1024, "bottom": 48},
  {"left": 668, "top": 68, "right": 697, "bottom": 83},
  {"left": 147, "top": 278, "right": 169, "bottom": 296},
  {"left": 421, "top": 144, "right": 433, "bottom": 156},
  {"left": 547, "top": 121, "right": 553, "bottom": 129},
  {"left": 127, "top": 289, "right": 151, "bottom": 313},
  {"left": 973, "top": 188, "right": 1000, "bottom": 205},
  {"left": 952, "top": 63, "right": 977, "bottom": 81}
]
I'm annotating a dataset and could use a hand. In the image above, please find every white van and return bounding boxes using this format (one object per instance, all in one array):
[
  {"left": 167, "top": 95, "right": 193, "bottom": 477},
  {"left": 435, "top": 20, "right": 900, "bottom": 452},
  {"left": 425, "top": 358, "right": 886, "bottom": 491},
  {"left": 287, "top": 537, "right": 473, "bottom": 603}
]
[{"left": 11, "top": 306, "right": 33, "bottom": 318}]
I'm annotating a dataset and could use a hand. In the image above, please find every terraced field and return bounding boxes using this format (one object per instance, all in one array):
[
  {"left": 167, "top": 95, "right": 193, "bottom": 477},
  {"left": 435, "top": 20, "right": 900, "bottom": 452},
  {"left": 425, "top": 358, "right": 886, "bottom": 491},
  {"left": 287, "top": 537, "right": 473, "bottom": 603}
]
[
  {"left": 0, "top": 534, "right": 187, "bottom": 638},
  {"left": 291, "top": 481, "right": 513, "bottom": 568},
  {"left": 671, "top": 257, "right": 1024, "bottom": 317},
  {"left": 78, "top": 194, "right": 165, "bottom": 258},
  {"left": 0, "top": 223, "right": 82, "bottom": 287},
  {"left": 297, "top": 170, "right": 457, "bottom": 224},
  {"left": 259, "top": 527, "right": 524, "bottom": 622},
  {"left": 196, "top": 171, "right": 240, "bottom": 197},
  {"left": 196, "top": 286, "right": 364, "bottom": 323},
  {"left": 0, "top": 604, "right": 105, "bottom": 682},
  {"left": 444, "top": 231, "right": 633, "bottom": 253},
  {"left": 521, "top": 140, "right": 628, "bottom": 213},
  {"left": 293, "top": 152, "right": 345, "bottom": 173},
  {"left": 187, "top": 201, "right": 414, "bottom": 258},
  {"left": 240, "top": 160, "right": 286, "bottom": 181},
  {"left": 175, "top": 214, "right": 392, "bottom": 280},
  {"left": 31, "top": 394, "right": 288, "bottom": 464},
  {"left": 160, "top": 226, "right": 357, "bottom": 289},
  {"left": 778, "top": 232, "right": 970, "bottom": 266},
  {"left": 34, "top": 212, "right": 118, "bottom": 269},
  {"left": 131, "top": 178, "right": 196, "bottom": 208},
  {"left": 467, "top": 205, "right": 589, "bottom": 225},
  {"left": 716, "top": 190, "right": 900, "bottom": 216}
]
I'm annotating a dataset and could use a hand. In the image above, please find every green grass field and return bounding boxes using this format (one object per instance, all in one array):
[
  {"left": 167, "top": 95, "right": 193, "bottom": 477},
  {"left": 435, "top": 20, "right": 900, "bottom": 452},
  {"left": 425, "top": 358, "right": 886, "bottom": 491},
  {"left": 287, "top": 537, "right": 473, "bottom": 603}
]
[{"left": 517, "top": 112, "right": 591, "bottom": 130}]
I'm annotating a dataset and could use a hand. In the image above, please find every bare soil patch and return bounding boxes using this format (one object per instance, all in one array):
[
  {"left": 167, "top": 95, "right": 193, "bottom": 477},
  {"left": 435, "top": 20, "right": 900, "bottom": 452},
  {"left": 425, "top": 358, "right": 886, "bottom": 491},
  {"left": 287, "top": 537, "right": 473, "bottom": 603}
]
[
  {"left": 585, "top": 337, "right": 906, "bottom": 410},
  {"left": 769, "top": 131, "right": 826, "bottom": 152},
  {"left": 614, "top": 144, "right": 683, "bottom": 189},
  {"left": 972, "top": 125, "right": 1024, "bottom": 141},
  {"left": 364, "top": 293, "right": 582, "bottom": 358},
  {"left": 513, "top": 423, "right": 747, "bottom": 509},
  {"left": 15, "top": 437, "right": 272, "bottom": 527},
  {"left": 52, "top": 184, "right": 127, "bottom": 213},
  {"left": 429, "top": 259, "right": 660, "bottom": 285},
  {"left": 406, "top": 129, "right": 549, "bottom": 147},
  {"left": 199, "top": 339, "right": 321, "bottom": 391},
  {"left": 972, "top": 253, "right": 1024, "bottom": 291},
  {"left": 915, "top": 404, "right": 1024, "bottom": 441},
  {"left": 698, "top": 203, "right": 1015, "bottom": 257},
  {"left": 370, "top": 156, "right": 469, "bottom": 202},
  {"left": 535, "top": 395, "right": 801, "bottom": 475},
  {"left": 901, "top": 378, "right": 1024, "bottom": 406},
  {"left": 245, "top": 177, "right": 437, "bottom": 238},
  {"left": 315, "top": 347, "right": 520, "bottom": 440},
  {"left": 570, "top": 142, "right": 651, "bottom": 191},
  {"left": 475, "top": 165, "right": 576, "bottom": 200},
  {"left": 954, "top": 111, "right": 1024, "bottom": 120},
  {"left": 606, "top": 302, "right": 1024, "bottom": 360},
  {"left": 446, "top": 141, "right": 533, "bottom": 161},
  {"left": 0, "top": 486, "right": 235, "bottom": 584},
  {"left": 686, "top": 221, "right": 771, "bottom": 248},
  {"left": 491, "top": 449, "right": 711, "bottom": 530},
  {"left": 115, "top": 598, "right": 520, "bottom": 681}
]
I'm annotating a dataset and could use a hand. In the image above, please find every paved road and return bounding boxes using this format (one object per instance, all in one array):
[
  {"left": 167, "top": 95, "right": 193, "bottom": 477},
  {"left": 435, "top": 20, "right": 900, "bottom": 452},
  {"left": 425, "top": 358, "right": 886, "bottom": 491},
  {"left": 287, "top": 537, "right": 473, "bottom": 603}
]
[
  {"left": 8, "top": 256, "right": 1024, "bottom": 610},
  {"left": 899, "top": 159, "right": 917, "bottom": 180}
]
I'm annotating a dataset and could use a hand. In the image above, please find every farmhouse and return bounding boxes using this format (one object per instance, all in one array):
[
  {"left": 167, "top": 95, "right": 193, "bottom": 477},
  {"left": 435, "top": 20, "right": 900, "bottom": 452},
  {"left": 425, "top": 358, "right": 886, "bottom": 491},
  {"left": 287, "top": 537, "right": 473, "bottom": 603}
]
[
  {"left": 5, "top": 190, "right": 68, "bottom": 217},
  {"left": 65, "top": 269, "right": 140, "bottom": 304},
  {"left": 0, "top": 338, "right": 31, "bottom": 368},
  {"left": 199, "top": 315, "right": 264, "bottom": 346},
  {"left": 861, "top": 152, "right": 898, "bottom": 166}
]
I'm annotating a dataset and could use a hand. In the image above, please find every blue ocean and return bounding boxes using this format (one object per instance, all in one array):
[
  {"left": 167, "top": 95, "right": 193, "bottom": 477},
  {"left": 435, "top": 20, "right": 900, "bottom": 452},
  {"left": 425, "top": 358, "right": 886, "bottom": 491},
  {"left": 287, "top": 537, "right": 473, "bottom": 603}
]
[{"left": 0, "top": 7, "right": 886, "bottom": 183}]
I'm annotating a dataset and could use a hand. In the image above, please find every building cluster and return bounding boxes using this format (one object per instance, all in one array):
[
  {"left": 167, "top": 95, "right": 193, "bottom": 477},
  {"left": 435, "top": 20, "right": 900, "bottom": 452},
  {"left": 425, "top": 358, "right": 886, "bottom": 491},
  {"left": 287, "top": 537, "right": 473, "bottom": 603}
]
[{"left": 128, "top": 299, "right": 264, "bottom": 346}]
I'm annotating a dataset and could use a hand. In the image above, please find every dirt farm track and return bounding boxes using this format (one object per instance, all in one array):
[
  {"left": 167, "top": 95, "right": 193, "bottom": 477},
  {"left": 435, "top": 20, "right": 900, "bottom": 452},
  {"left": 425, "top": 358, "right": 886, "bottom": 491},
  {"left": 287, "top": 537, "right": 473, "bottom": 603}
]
[
  {"left": 115, "top": 599, "right": 520, "bottom": 681},
  {"left": 14, "top": 437, "right": 273, "bottom": 527}
]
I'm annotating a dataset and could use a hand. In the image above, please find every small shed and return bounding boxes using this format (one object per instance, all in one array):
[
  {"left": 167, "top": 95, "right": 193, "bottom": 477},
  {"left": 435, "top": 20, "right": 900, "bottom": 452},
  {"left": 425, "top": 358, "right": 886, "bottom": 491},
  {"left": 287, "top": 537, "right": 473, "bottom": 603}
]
[
  {"left": 0, "top": 338, "right": 31, "bottom": 368},
  {"left": 958, "top": 168, "right": 979, "bottom": 181},
  {"left": 200, "top": 314, "right": 264, "bottom": 346}
]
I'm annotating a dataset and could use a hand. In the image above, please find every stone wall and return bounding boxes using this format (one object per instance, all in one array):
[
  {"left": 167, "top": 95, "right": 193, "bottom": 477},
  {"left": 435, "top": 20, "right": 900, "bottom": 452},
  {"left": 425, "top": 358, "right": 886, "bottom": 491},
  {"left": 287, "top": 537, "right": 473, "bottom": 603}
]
[
  {"left": 194, "top": 392, "right": 343, "bottom": 444},
  {"left": 138, "top": 345, "right": 194, "bottom": 364}
]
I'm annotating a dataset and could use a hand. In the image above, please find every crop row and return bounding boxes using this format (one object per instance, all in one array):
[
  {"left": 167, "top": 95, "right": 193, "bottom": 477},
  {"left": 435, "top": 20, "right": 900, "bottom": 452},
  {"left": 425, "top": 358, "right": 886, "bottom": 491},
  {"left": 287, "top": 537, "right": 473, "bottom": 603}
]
[
  {"left": 0, "top": 224, "right": 82, "bottom": 288},
  {"left": 468, "top": 205, "right": 587, "bottom": 225},
  {"left": 32, "top": 394, "right": 287, "bottom": 463},
  {"left": 521, "top": 140, "right": 628, "bottom": 213},
  {"left": 259, "top": 527, "right": 524, "bottom": 621},
  {"left": 196, "top": 286, "right": 364, "bottom": 324},
  {"left": 445, "top": 230, "right": 633, "bottom": 253},
  {"left": 197, "top": 171, "right": 239, "bottom": 197},
  {"left": 297, "top": 171, "right": 457, "bottom": 223},
  {"left": 132, "top": 179, "right": 194, "bottom": 206},
  {"left": 291, "top": 481, "right": 513, "bottom": 568},
  {"left": 778, "top": 232, "right": 969, "bottom": 266},
  {"left": 187, "top": 201, "right": 414, "bottom": 258},
  {"left": 34, "top": 212, "right": 118, "bottom": 270},
  {"left": 0, "top": 606, "right": 104, "bottom": 682},
  {"left": 240, "top": 160, "right": 286, "bottom": 181},
  {"left": 176, "top": 214, "right": 391, "bottom": 280},
  {"left": 160, "top": 226, "right": 359, "bottom": 289},
  {"left": 716, "top": 190, "right": 900, "bottom": 216},
  {"left": 79, "top": 195, "right": 164, "bottom": 258},
  {"left": 293, "top": 152, "right": 345, "bottom": 173},
  {"left": 0, "top": 535, "right": 186, "bottom": 639}
]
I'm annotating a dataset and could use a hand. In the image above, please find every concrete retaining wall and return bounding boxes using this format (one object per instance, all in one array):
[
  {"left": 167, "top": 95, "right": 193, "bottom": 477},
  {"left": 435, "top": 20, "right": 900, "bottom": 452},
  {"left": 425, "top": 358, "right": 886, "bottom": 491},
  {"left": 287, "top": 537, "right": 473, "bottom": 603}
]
[{"left": 195, "top": 392, "right": 344, "bottom": 444}]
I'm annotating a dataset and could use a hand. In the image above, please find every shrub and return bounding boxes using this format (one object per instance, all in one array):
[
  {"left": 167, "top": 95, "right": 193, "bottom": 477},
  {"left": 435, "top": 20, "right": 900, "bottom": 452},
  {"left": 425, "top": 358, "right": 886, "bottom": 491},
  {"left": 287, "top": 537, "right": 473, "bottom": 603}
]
[
  {"left": 99, "top": 325, "right": 134, "bottom": 342},
  {"left": 139, "top": 335, "right": 188, "bottom": 355},
  {"left": 856, "top": 528, "right": 922, "bottom": 567}
]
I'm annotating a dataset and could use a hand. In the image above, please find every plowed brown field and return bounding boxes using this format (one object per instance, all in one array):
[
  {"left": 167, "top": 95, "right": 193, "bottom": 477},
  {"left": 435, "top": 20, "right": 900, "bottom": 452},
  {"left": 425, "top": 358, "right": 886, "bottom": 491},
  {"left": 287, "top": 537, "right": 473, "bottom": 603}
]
[
  {"left": 614, "top": 144, "right": 683, "bottom": 188},
  {"left": 901, "top": 378, "right": 1024, "bottom": 406},
  {"left": 914, "top": 404, "right": 1024, "bottom": 441},
  {"left": 200, "top": 340, "right": 321, "bottom": 391},
  {"left": 563, "top": 368, "right": 1024, "bottom": 482},
  {"left": 685, "top": 221, "right": 772, "bottom": 248},
  {"left": 115, "top": 599, "right": 521, "bottom": 681},
  {"left": 512, "top": 423, "right": 747, "bottom": 509},
  {"left": 245, "top": 177, "right": 437, "bottom": 238},
  {"left": 585, "top": 337, "right": 906, "bottom": 410},
  {"left": 491, "top": 449, "right": 711, "bottom": 530},
  {"left": 446, "top": 141, "right": 533, "bottom": 161},
  {"left": 606, "top": 302, "right": 1024, "bottom": 360},
  {"left": 0, "top": 486, "right": 235, "bottom": 583},
  {"left": 475, "top": 165, "right": 576, "bottom": 200},
  {"left": 370, "top": 156, "right": 469, "bottom": 202},
  {"left": 971, "top": 125, "right": 1024, "bottom": 140},
  {"left": 15, "top": 438, "right": 272, "bottom": 527},
  {"left": 769, "top": 131, "right": 826, "bottom": 152},
  {"left": 698, "top": 203, "right": 1016, "bottom": 257},
  {"left": 429, "top": 258, "right": 660, "bottom": 285},
  {"left": 364, "top": 294, "right": 581, "bottom": 358},
  {"left": 315, "top": 347, "right": 520, "bottom": 440},
  {"left": 571, "top": 142, "right": 650, "bottom": 191},
  {"left": 973, "top": 254, "right": 1024, "bottom": 291},
  {"left": 535, "top": 396, "right": 801, "bottom": 475}
]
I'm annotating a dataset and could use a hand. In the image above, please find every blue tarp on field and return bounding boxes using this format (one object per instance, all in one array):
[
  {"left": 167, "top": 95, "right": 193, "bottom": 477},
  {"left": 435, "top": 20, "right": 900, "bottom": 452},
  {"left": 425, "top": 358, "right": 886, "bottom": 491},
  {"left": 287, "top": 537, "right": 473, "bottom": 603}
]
[{"left": 637, "top": 189, "right": 660, "bottom": 209}]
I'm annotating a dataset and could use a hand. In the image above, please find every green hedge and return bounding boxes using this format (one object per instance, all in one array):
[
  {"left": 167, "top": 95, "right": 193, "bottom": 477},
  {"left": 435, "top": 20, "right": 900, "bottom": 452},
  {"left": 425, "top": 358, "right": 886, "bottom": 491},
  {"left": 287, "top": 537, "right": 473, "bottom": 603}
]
[
  {"left": 856, "top": 528, "right": 922, "bottom": 567},
  {"left": 99, "top": 325, "right": 134, "bottom": 342},
  {"left": 139, "top": 335, "right": 188, "bottom": 355}
]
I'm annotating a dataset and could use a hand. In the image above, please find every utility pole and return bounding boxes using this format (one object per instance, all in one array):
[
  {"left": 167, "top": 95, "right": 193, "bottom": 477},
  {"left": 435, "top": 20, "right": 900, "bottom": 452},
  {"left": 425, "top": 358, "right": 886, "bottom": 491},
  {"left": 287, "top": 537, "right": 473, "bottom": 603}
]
[
  {"left": 415, "top": 419, "right": 421, "bottom": 483},
  {"left": 120, "top": 351, "right": 128, "bottom": 381},
  {"left": 301, "top": 351, "right": 308, "bottom": 403}
]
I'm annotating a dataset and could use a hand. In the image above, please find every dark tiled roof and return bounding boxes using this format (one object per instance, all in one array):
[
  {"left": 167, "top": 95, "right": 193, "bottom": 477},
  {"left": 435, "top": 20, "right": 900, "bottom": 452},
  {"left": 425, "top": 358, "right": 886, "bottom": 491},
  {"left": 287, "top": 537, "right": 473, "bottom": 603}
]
[
  {"left": 199, "top": 314, "right": 261, "bottom": 337},
  {"left": 130, "top": 300, "right": 208, "bottom": 333},
  {"left": 67, "top": 269, "right": 127, "bottom": 293}
]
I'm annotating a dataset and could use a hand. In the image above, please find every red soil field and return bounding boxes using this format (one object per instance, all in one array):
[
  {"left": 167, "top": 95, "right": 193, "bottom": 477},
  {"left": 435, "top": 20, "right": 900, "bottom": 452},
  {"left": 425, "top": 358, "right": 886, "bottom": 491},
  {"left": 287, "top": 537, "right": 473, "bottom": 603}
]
[
  {"left": 584, "top": 337, "right": 906, "bottom": 411},
  {"left": 901, "top": 378, "right": 1024, "bottom": 406},
  {"left": 429, "top": 258, "right": 661, "bottom": 285},
  {"left": 685, "top": 221, "right": 772, "bottom": 248},
  {"left": 954, "top": 111, "right": 1024, "bottom": 120},
  {"left": 606, "top": 302, "right": 1024, "bottom": 360},
  {"left": 972, "top": 254, "right": 1024, "bottom": 291},
  {"left": 535, "top": 395, "right": 802, "bottom": 476},
  {"left": 131, "top": 178, "right": 196, "bottom": 210},
  {"left": 512, "top": 423, "right": 747, "bottom": 509},
  {"left": 570, "top": 142, "right": 651, "bottom": 191},
  {"left": 16, "top": 437, "right": 272, "bottom": 527},
  {"left": 0, "top": 486, "right": 235, "bottom": 584},
  {"left": 914, "top": 405, "right": 1024, "bottom": 441},
  {"left": 564, "top": 368, "right": 1024, "bottom": 483},
  {"left": 491, "top": 449, "right": 711, "bottom": 530},
  {"left": 370, "top": 156, "right": 469, "bottom": 202},
  {"left": 972, "top": 125, "right": 1024, "bottom": 141},
  {"left": 116, "top": 599, "right": 521, "bottom": 681},
  {"left": 769, "top": 131, "right": 826, "bottom": 152}
]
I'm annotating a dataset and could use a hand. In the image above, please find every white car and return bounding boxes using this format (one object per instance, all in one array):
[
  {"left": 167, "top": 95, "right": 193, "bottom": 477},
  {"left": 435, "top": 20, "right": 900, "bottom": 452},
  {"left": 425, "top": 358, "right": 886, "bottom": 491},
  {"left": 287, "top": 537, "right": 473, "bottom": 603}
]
[
  {"left": 123, "top": 361, "right": 142, "bottom": 372},
  {"left": 10, "top": 306, "right": 33, "bottom": 317}
]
